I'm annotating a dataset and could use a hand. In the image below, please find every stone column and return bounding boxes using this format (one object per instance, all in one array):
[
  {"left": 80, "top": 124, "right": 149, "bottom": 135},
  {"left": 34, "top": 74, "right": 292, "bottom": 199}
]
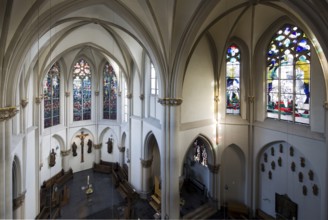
[
  {"left": 118, "top": 146, "right": 126, "bottom": 166},
  {"left": 0, "top": 107, "right": 19, "bottom": 219},
  {"left": 158, "top": 98, "right": 182, "bottom": 219},
  {"left": 93, "top": 143, "right": 102, "bottom": 164},
  {"left": 208, "top": 163, "right": 220, "bottom": 209},
  {"left": 140, "top": 157, "right": 153, "bottom": 199},
  {"left": 61, "top": 149, "right": 71, "bottom": 172}
]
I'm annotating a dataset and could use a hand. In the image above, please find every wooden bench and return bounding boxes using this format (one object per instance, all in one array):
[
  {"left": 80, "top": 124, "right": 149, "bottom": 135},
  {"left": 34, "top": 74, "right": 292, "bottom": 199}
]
[
  {"left": 56, "top": 168, "right": 73, "bottom": 187},
  {"left": 93, "top": 160, "right": 114, "bottom": 174}
]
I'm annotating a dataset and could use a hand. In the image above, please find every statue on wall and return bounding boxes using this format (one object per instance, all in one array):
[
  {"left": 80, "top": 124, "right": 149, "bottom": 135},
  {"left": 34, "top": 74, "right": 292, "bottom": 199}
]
[
  {"left": 87, "top": 139, "right": 93, "bottom": 153},
  {"left": 49, "top": 148, "right": 56, "bottom": 167},
  {"left": 106, "top": 137, "right": 113, "bottom": 153},
  {"left": 72, "top": 142, "right": 78, "bottom": 157}
]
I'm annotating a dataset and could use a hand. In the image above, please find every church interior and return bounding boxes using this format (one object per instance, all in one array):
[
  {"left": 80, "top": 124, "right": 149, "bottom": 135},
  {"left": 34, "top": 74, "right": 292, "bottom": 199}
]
[{"left": 1, "top": 0, "right": 328, "bottom": 219}]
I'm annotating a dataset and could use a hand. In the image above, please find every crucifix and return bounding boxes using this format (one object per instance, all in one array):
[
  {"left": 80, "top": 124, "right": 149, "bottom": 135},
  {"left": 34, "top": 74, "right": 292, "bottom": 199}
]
[{"left": 76, "top": 131, "right": 89, "bottom": 162}]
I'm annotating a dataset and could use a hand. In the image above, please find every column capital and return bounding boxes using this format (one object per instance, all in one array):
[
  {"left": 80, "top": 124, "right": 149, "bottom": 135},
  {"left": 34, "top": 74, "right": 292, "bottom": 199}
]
[
  {"left": 94, "top": 143, "right": 102, "bottom": 149},
  {"left": 324, "top": 101, "right": 328, "bottom": 110},
  {"left": 140, "top": 158, "right": 153, "bottom": 168},
  {"left": 158, "top": 98, "right": 183, "bottom": 106},
  {"left": 61, "top": 149, "right": 71, "bottom": 156},
  {"left": 118, "top": 146, "right": 126, "bottom": 152},
  {"left": 20, "top": 99, "right": 28, "bottom": 108},
  {"left": 95, "top": 90, "right": 100, "bottom": 96},
  {"left": 126, "top": 93, "right": 132, "bottom": 99},
  {"left": 35, "top": 95, "right": 43, "bottom": 104},
  {"left": 13, "top": 191, "right": 26, "bottom": 210},
  {"left": 208, "top": 163, "right": 220, "bottom": 174},
  {"left": 0, "top": 106, "right": 19, "bottom": 121},
  {"left": 248, "top": 96, "right": 255, "bottom": 103},
  {"left": 139, "top": 94, "right": 144, "bottom": 100},
  {"left": 65, "top": 91, "right": 70, "bottom": 97}
]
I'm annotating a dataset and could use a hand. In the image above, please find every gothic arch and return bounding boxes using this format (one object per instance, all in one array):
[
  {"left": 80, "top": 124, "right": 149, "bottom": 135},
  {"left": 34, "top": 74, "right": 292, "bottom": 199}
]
[{"left": 221, "top": 143, "right": 246, "bottom": 204}]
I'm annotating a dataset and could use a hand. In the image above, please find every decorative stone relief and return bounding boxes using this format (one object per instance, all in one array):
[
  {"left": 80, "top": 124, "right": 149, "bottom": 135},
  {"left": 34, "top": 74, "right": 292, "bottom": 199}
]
[
  {"left": 61, "top": 149, "right": 71, "bottom": 157},
  {"left": 94, "top": 143, "right": 102, "bottom": 149},
  {"left": 0, "top": 106, "right": 19, "bottom": 121},
  {"left": 140, "top": 158, "right": 153, "bottom": 168},
  {"left": 20, "top": 99, "right": 28, "bottom": 108}
]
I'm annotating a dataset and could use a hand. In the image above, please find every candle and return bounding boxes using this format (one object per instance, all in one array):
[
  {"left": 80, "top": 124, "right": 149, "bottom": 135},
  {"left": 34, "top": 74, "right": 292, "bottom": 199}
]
[{"left": 87, "top": 175, "right": 89, "bottom": 185}]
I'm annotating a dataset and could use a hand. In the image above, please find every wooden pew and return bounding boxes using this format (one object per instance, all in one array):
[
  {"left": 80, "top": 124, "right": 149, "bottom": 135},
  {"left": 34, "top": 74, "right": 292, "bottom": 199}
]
[{"left": 93, "top": 160, "right": 114, "bottom": 174}]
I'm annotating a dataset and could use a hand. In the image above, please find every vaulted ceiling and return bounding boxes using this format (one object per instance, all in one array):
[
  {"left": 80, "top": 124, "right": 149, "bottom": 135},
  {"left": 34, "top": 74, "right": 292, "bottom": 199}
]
[{"left": 1, "top": 0, "right": 328, "bottom": 104}]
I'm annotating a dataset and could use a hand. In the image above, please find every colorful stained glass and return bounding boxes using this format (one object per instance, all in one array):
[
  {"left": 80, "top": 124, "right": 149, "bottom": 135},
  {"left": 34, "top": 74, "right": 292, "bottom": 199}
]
[
  {"left": 193, "top": 138, "right": 208, "bottom": 167},
  {"left": 103, "top": 62, "right": 117, "bottom": 119},
  {"left": 266, "top": 24, "right": 310, "bottom": 124},
  {"left": 43, "top": 62, "right": 60, "bottom": 128},
  {"left": 226, "top": 44, "right": 240, "bottom": 114},
  {"left": 73, "top": 59, "right": 91, "bottom": 121}
]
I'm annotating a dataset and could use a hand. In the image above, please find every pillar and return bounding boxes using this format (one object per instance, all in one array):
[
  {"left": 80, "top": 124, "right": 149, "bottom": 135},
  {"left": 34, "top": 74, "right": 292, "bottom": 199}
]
[
  {"left": 208, "top": 163, "right": 220, "bottom": 209},
  {"left": 118, "top": 146, "right": 125, "bottom": 166},
  {"left": 0, "top": 107, "right": 19, "bottom": 219},
  {"left": 60, "top": 149, "right": 71, "bottom": 172},
  {"left": 93, "top": 143, "right": 102, "bottom": 164},
  {"left": 158, "top": 98, "right": 182, "bottom": 219},
  {"left": 323, "top": 101, "right": 328, "bottom": 220},
  {"left": 140, "top": 157, "right": 153, "bottom": 199}
]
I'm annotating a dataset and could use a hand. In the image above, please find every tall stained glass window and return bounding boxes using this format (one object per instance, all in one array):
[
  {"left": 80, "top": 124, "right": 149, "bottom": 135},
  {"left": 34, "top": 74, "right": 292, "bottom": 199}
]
[
  {"left": 226, "top": 44, "right": 241, "bottom": 114},
  {"left": 73, "top": 59, "right": 92, "bottom": 121},
  {"left": 43, "top": 62, "right": 60, "bottom": 128},
  {"left": 103, "top": 62, "right": 118, "bottom": 119},
  {"left": 266, "top": 24, "right": 310, "bottom": 124}
]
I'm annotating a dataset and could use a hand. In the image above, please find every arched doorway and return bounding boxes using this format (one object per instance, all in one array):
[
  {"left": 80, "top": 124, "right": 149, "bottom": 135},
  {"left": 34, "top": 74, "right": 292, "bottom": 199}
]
[
  {"left": 180, "top": 135, "right": 216, "bottom": 217},
  {"left": 221, "top": 144, "right": 246, "bottom": 205},
  {"left": 141, "top": 132, "right": 160, "bottom": 199},
  {"left": 12, "top": 156, "right": 23, "bottom": 219}
]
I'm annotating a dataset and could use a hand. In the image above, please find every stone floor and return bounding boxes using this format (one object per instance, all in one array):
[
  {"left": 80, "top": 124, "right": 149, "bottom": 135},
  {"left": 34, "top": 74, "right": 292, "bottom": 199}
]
[{"left": 55, "top": 169, "right": 226, "bottom": 219}]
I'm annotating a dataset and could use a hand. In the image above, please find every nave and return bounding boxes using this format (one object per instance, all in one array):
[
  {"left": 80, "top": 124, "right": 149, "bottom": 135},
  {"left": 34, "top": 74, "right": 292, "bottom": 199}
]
[{"left": 55, "top": 169, "right": 225, "bottom": 219}]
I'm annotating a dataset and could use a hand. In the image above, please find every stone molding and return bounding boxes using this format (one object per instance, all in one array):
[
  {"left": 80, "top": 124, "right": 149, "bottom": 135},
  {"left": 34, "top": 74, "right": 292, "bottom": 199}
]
[
  {"left": 0, "top": 106, "right": 19, "bottom": 121},
  {"left": 61, "top": 149, "right": 71, "bottom": 156},
  {"left": 208, "top": 163, "right": 220, "bottom": 174},
  {"left": 140, "top": 158, "right": 153, "bottom": 168},
  {"left": 94, "top": 143, "right": 102, "bottom": 149},
  {"left": 158, "top": 98, "right": 183, "bottom": 106}
]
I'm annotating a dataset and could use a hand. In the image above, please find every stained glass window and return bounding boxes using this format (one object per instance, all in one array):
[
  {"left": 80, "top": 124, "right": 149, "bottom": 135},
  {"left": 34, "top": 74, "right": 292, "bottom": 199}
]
[
  {"left": 43, "top": 62, "right": 60, "bottom": 128},
  {"left": 103, "top": 62, "right": 117, "bottom": 119},
  {"left": 193, "top": 138, "right": 208, "bottom": 167},
  {"left": 266, "top": 24, "right": 310, "bottom": 124},
  {"left": 73, "top": 59, "right": 91, "bottom": 121},
  {"left": 226, "top": 44, "right": 241, "bottom": 114}
]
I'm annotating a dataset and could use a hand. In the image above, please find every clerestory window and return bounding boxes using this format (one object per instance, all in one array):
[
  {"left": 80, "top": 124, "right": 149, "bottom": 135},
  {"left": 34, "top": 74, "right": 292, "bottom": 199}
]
[{"left": 266, "top": 24, "right": 310, "bottom": 124}]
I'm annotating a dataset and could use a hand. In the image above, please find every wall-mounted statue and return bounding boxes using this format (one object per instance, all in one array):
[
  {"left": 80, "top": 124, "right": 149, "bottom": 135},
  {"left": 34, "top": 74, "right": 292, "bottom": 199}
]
[
  {"left": 87, "top": 139, "right": 93, "bottom": 153},
  {"left": 72, "top": 142, "right": 77, "bottom": 157},
  {"left": 49, "top": 148, "right": 56, "bottom": 167},
  {"left": 107, "top": 137, "right": 113, "bottom": 154}
]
